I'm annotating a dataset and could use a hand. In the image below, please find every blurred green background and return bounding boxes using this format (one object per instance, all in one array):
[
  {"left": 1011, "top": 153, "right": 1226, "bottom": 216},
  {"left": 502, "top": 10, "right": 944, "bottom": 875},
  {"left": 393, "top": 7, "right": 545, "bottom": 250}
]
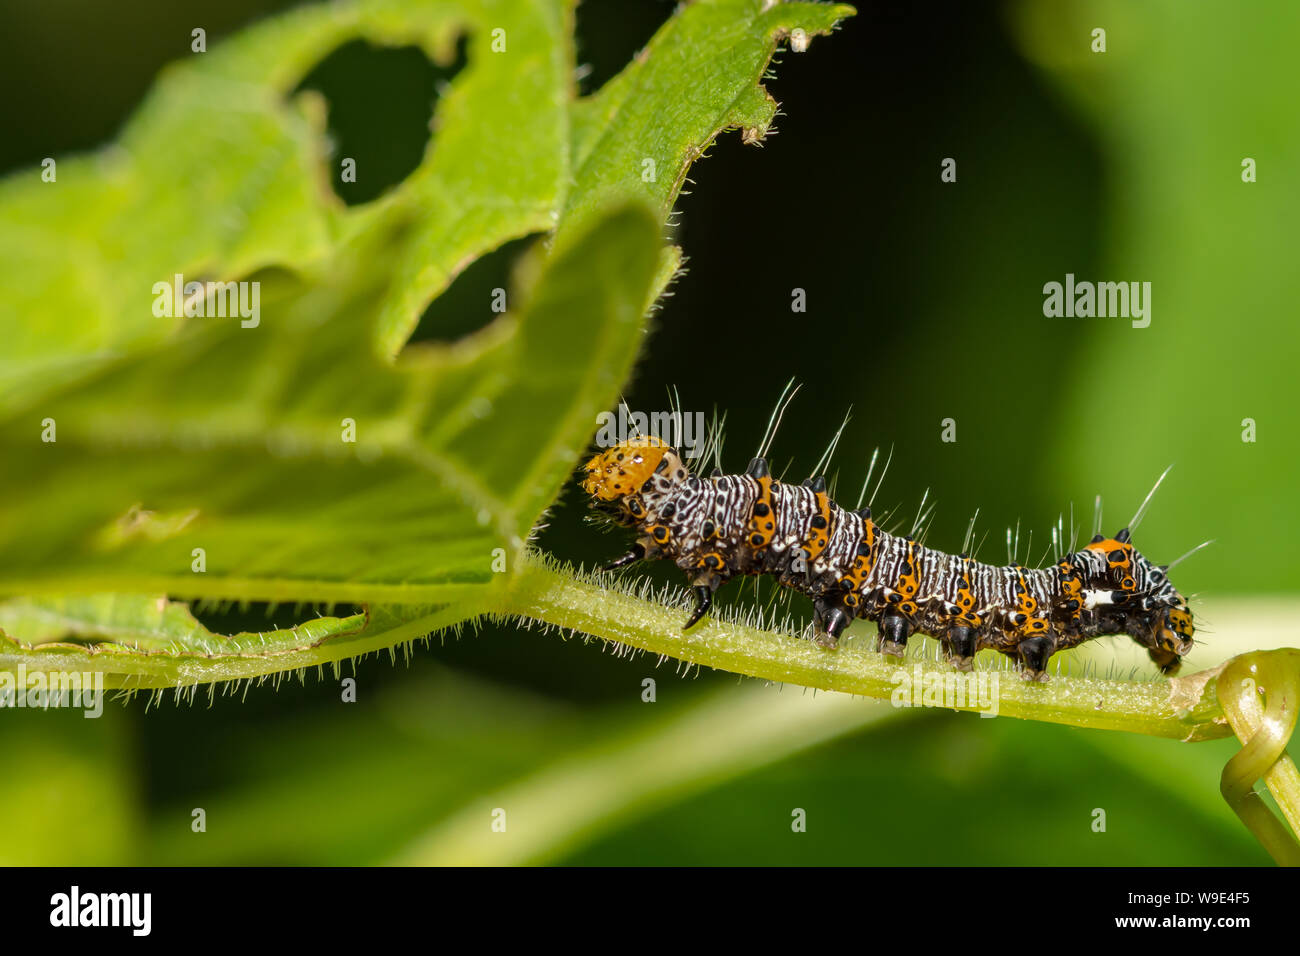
[{"left": 1, "top": 0, "right": 1296, "bottom": 864}]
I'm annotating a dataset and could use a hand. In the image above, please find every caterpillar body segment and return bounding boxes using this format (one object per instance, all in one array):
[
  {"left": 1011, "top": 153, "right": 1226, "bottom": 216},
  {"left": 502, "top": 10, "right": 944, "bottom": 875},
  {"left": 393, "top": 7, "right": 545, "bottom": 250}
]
[{"left": 581, "top": 437, "right": 1195, "bottom": 681}]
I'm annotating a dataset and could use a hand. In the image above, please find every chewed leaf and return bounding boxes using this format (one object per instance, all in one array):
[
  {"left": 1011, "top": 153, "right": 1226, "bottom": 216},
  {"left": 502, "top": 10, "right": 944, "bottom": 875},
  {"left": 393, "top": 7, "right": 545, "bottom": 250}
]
[
  {"left": 0, "top": 0, "right": 856, "bottom": 685},
  {"left": 563, "top": 1, "right": 854, "bottom": 246},
  {"left": 0, "top": 0, "right": 570, "bottom": 407},
  {"left": 0, "top": 594, "right": 365, "bottom": 656},
  {"left": 0, "top": 596, "right": 479, "bottom": 690},
  {"left": 0, "top": 203, "right": 662, "bottom": 607}
]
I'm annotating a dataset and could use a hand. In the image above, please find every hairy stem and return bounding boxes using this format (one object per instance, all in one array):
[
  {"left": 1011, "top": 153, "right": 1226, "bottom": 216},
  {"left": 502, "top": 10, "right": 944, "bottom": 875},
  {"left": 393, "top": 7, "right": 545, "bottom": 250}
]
[{"left": 502, "top": 557, "right": 1231, "bottom": 741}]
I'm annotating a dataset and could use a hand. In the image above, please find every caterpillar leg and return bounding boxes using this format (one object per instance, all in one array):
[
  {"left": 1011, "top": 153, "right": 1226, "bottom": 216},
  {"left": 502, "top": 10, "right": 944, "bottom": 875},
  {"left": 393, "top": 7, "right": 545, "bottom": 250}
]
[
  {"left": 878, "top": 614, "right": 913, "bottom": 658},
  {"left": 602, "top": 542, "right": 646, "bottom": 571},
  {"left": 941, "top": 625, "right": 976, "bottom": 671},
  {"left": 683, "top": 585, "right": 714, "bottom": 630},
  {"left": 1017, "top": 635, "right": 1056, "bottom": 682},
  {"left": 812, "top": 596, "right": 852, "bottom": 648},
  {"left": 682, "top": 559, "right": 730, "bottom": 630}
]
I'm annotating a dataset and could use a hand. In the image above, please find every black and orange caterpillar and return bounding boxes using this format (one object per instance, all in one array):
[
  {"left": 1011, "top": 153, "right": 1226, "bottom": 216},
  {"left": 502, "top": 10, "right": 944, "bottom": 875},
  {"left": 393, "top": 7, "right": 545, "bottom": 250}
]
[{"left": 581, "top": 435, "right": 1195, "bottom": 680}]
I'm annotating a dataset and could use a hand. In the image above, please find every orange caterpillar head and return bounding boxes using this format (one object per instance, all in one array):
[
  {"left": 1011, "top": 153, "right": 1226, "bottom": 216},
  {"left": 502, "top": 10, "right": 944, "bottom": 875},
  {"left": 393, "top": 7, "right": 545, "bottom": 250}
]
[{"left": 581, "top": 436, "right": 682, "bottom": 501}]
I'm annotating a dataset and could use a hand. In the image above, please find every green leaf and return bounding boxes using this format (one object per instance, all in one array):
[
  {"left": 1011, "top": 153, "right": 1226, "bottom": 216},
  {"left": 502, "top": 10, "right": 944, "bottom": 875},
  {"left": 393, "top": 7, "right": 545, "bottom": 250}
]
[
  {"left": 562, "top": 0, "right": 852, "bottom": 241},
  {"left": 0, "top": 0, "right": 587, "bottom": 613},
  {"left": 0, "top": 201, "right": 662, "bottom": 607},
  {"left": 0, "top": 0, "right": 856, "bottom": 681},
  {"left": 0, "top": 0, "right": 570, "bottom": 404},
  {"left": 0, "top": 594, "right": 463, "bottom": 689}
]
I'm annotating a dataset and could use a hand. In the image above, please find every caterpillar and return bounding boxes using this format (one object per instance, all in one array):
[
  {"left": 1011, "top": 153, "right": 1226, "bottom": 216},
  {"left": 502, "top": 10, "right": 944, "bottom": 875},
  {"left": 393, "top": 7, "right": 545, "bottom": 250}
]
[{"left": 580, "top": 434, "right": 1197, "bottom": 681}]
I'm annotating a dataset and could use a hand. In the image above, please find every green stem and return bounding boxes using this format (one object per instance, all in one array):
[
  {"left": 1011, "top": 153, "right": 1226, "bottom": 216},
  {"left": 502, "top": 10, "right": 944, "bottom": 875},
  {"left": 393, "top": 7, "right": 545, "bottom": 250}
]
[
  {"left": 1218, "top": 649, "right": 1300, "bottom": 866},
  {"left": 502, "top": 557, "right": 1231, "bottom": 741}
]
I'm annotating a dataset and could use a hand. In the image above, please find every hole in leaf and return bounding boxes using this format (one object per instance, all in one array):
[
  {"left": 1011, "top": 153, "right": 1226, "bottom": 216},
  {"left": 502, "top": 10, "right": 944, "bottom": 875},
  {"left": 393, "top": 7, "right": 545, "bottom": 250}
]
[
  {"left": 574, "top": 0, "right": 673, "bottom": 95},
  {"left": 407, "top": 233, "right": 544, "bottom": 345},
  {"left": 294, "top": 37, "right": 467, "bottom": 205}
]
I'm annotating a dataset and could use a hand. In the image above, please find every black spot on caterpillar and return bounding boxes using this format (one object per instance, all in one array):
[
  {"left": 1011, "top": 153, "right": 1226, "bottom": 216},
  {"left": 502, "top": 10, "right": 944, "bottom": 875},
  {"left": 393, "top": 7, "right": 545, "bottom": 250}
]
[{"left": 581, "top": 435, "right": 1196, "bottom": 681}]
